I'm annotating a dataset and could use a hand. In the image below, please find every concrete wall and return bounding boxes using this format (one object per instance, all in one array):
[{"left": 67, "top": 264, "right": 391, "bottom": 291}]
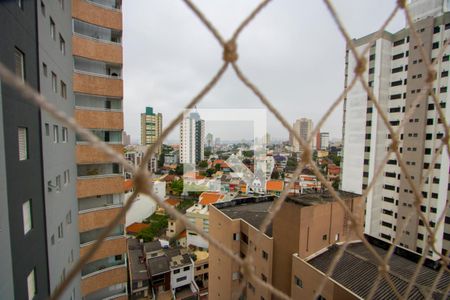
[{"left": 37, "top": 0, "right": 80, "bottom": 297}]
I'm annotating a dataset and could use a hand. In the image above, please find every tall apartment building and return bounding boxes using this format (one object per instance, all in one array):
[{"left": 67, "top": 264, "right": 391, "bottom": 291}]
[
  {"left": 0, "top": 2, "right": 50, "bottom": 299},
  {"left": 342, "top": 0, "right": 450, "bottom": 262},
  {"left": 1, "top": 1, "right": 80, "bottom": 298},
  {"left": 180, "top": 111, "right": 205, "bottom": 164},
  {"left": 208, "top": 193, "right": 363, "bottom": 299},
  {"left": 72, "top": 0, "right": 128, "bottom": 298},
  {"left": 38, "top": 0, "right": 80, "bottom": 298},
  {"left": 320, "top": 132, "right": 330, "bottom": 150},
  {"left": 141, "top": 106, "right": 162, "bottom": 153},
  {"left": 292, "top": 118, "right": 313, "bottom": 152}
]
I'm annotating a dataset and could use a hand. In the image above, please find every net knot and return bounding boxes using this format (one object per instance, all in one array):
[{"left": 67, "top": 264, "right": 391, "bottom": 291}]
[
  {"left": 354, "top": 57, "right": 367, "bottom": 76},
  {"left": 397, "top": 0, "right": 406, "bottom": 9},
  {"left": 427, "top": 70, "right": 437, "bottom": 83},
  {"left": 223, "top": 40, "right": 238, "bottom": 63}
]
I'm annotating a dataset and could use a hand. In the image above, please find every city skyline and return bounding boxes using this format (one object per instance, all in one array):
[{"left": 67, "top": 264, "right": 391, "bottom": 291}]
[{"left": 123, "top": 0, "right": 404, "bottom": 143}]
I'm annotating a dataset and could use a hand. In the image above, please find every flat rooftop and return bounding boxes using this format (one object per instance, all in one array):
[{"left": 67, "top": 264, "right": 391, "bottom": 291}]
[
  {"left": 128, "top": 249, "right": 150, "bottom": 281},
  {"left": 308, "top": 242, "right": 450, "bottom": 300},
  {"left": 286, "top": 190, "right": 361, "bottom": 206},
  {"left": 214, "top": 196, "right": 274, "bottom": 236},
  {"left": 148, "top": 255, "right": 170, "bottom": 276}
]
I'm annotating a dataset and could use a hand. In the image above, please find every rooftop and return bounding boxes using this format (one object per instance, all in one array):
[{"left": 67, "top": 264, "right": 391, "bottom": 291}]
[
  {"left": 147, "top": 255, "right": 170, "bottom": 276},
  {"left": 144, "top": 240, "right": 162, "bottom": 253},
  {"left": 126, "top": 222, "right": 150, "bottom": 235},
  {"left": 308, "top": 242, "right": 450, "bottom": 300},
  {"left": 128, "top": 249, "right": 150, "bottom": 281},
  {"left": 214, "top": 195, "right": 275, "bottom": 237},
  {"left": 198, "top": 191, "right": 225, "bottom": 206},
  {"left": 266, "top": 180, "right": 284, "bottom": 192},
  {"left": 165, "top": 198, "right": 181, "bottom": 207}
]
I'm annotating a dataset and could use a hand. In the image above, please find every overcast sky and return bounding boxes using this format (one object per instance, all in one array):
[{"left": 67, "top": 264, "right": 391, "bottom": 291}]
[{"left": 123, "top": 0, "right": 405, "bottom": 144}]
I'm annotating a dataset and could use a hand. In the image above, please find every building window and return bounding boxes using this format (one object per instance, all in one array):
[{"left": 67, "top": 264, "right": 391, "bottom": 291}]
[
  {"left": 233, "top": 233, "right": 240, "bottom": 241},
  {"left": 22, "top": 199, "right": 33, "bottom": 234},
  {"left": 241, "top": 232, "right": 248, "bottom": 244},
  {"left": 40, "top": 1, "right": 45, "bottom": 16},
  {"left": 176, "top": 276, "right": 187, "bottom": 282},
  {"left": 174, "top": 269, "right": 180, "bottom": 274},
  {"left": 50, "top": 17, "right": 55, "bottom": 40},
  {"left": 294, "top": 275, "right": 303, "bottom": 288},
  {"left": 58, "top": 222, "right": 63, "bottom": 238},
  {"left": 60, "top": 81, "right": 67, "bottom": 99},
  {"left": 18, "top": 127, "right": 28, "bottom": 161},
  {"left": 66, "top": 210, "right": 72, "bottom": 224},
  {"left": 58, "top": 0, "right": 64, "bottom": 10},
  {"left": 27, "top": 269, "right": 36, "bottom": 300},
  {"left": 62, "top": 127, "right": 68, "bottom": 142},
  {"left": 51, "top": 72, "right": 57, "bottom": 93},
  {"left": 45, "top": 123, "right": 50, "bottom": 136},
  {"left": 53, "top": 125, "right": 59, "bottom": 143},
  {"left": 183, "top": 266, "right": 190, "bottom": 271},
  {"left": 262, "top": 250, "right": 268, "bottom": 260},
  {"left": 64, "top": 169, "right": 70, "bottom": 185},
  {"left": 59, "top": 34, "right": 65, "bottom": 55},
  {"left": 55, "top": 175, "right": 61, "bottom": 192},
  {"left": 14, "top": 48, "right": 25, "bottom": 82},
  {"left": 42, "top": 62, "right": 47, "bottom": 76},
  {"left": 322, "top": 234, "right": 327, "bottom": 240}
]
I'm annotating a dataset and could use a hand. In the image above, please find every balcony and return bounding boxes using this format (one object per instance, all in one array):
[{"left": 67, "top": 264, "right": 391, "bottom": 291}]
[
  {"left": 82, "top": 254, "right": 125, "bottom": 278},
  {"left": 79, "top": 193, "right": 123, "bottom": 213},
  {"left": 76, "top": 144, "right": 124, "bottom": 164},
  {"left": 78, "top": 163, "right": 122, "bottom": 177},
  {"left": 81, "top": 267, "right": 127, "bottom": 297},
  {"left": 79, "top": 206, "right": 125, "bottom": 232},
  {"left": 75, "top": 93, "right": 122, "bottom": 112},
  {"left": 73, "top": 0, "right": 122, "bottom": 31},
  {"left": 85, "top": 0, "right": 122, "bottom": 11},
  {"left": 80, "top": 223, "right": 124, "bottom": 246},
  {"left": 73, "top": 72, "right": 123, "bottom": 98},
  {"left": 77, "top": 130, "right": 122, "bottom": 144},
  {"left": 77, "top": 175, "right": 123, "bottom": 198},
  {"left": 74, "top": 56, "right": 122, "bottom": 78},
  {"left": 80, "top": 236, "right": 126, "bottom": 264},
  {"left": 75, "top": 109, "right": 123, "bottom": 130},
  {"left": 73, "top": 35, "right": 122, "bottom": 65}
]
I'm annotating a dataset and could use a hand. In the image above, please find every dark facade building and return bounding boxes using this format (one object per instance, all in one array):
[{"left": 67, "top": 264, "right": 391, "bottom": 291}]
[{"left": 0, "top": 1, "right": 50, "bottom": 299}]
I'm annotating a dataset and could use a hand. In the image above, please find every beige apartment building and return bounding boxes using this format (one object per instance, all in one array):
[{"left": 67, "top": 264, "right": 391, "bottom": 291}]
[
  {"left": 208, "top": 193, "right": 363, "bottom": 299},
  {"left": 141, "top": 106, "right": 163, "bottom": 154},
  {"left": 292, "top": 118, "right": 313, "bottom": 152},
  {"left": 72, "top": 0, "right": 127, "bottom": 298}
]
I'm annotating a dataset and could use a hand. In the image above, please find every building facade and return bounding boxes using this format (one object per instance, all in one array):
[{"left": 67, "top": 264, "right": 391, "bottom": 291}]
[
  {"left": 320, "top": 132, "right": 330, "bottom": 150},
  {"left": 341, "top": 0, "right": 450, "bottom": 261},
  {"left": 180, "top": 111, "right": 205, "bottom": 164},
  {"left": 72, "top": 0, "right": 128, "bottom": 298},
  {"left": 0, "top": 2, "right": 51, "bottom": 299},
  {"left": 140, "top": 106, "right": 162, "bottom": 154},
  {"left": 208, "top": 193, "right": 363, "bottom": 299},
  {"left": 292, "top": 118, "right": 313, "bottom": 152}
]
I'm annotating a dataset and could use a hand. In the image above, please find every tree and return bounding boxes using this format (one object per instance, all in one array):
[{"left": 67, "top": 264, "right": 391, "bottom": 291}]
[
  {"left": 198, "top": 160, "right": 208, "bottom": 168},
  {"left": 214, "top": 163, "right": 221, "bottom": 172},
  {"left": 332, "top": 180, "right": 340, "bottom": 190},
  {"left": 175, "top": 164, "right": 184, "bottom": 176},
  {"left": 271, "top": 170, "right": 280, "bottom": 179},
  {"left": 205, "top": 168, "right": 215, "bottom": 177},
  {"left": 242, "top": 150, "right": 254, "bottom": 158},
  {"left": 171, "top": 179, "right": 184, "bottom": 196}
]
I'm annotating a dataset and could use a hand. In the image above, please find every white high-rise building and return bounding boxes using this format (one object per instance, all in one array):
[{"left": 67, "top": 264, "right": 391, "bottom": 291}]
[
  {"left": 180, "top": 112, "right": 205, "bottom": 164},
  {"left": 342, "top": 0, "right": 449, "bottom": 262},
  {"left": 292, "top": 118, "right": 313, "bottom": 152},
  {"left": 320, "top": 132, "right": 330, "bottom": 150}
]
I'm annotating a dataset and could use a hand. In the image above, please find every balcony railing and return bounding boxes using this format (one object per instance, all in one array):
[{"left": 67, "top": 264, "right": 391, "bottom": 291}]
[
  {"left": 79, "top": 194, "right": 123, "bottom": 213},
  {"left": 73, "top": 19, "right": 122, "bottom": 44},
  {"left": 75, "top": 93, "right": 122, "bottom": 112},
  {"left": 80, "top": 224, "right": 124, "bottom": 246},
  {"left": 74, "top": 56, "right": 122, "bottom": 79},
  {"left": 77, "top": 130, "right": 122, "bottom": 144},
  {"left": 82, "top": 282, "right": 127, "bottom": 300},
  {"left": 77, "top": 163, "right": 122, "bottom": 178},
  {"left": 85, "top": 0, "right": 122, "bottom": 11},
  {"left": 81, "top": 255, "right": 126, "bottom": 278}
]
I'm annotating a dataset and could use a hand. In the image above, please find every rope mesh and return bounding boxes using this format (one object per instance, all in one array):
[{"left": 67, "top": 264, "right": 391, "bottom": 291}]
[{"left": 0, "top": 0, "right": 449, "bottom": 299}]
